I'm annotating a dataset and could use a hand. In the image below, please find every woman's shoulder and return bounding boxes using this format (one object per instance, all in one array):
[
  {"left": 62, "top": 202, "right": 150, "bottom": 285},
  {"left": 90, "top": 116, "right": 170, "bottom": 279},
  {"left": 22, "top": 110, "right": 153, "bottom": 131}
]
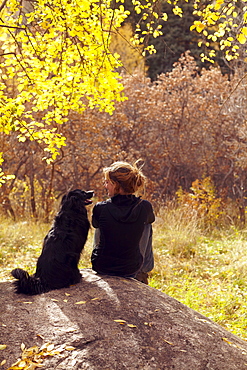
[
  {"left": 140, "top": 198, "right": 153, "bottom": 208},
  {"left": 93, "top": 199, "right": 111, "bottom": 210},
  {"left": 140, "top": 199, "right": 155, "bottom": 222},
  {"left": 92, "top": 199, "right": 111, "bottom": 225}
]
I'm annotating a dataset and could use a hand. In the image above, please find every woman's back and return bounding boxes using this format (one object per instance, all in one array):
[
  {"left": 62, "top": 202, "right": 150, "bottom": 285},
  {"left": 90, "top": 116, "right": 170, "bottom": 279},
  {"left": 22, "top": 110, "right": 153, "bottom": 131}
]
[{"left": 91, "top": 194, "right": 155, "bottom": 275}]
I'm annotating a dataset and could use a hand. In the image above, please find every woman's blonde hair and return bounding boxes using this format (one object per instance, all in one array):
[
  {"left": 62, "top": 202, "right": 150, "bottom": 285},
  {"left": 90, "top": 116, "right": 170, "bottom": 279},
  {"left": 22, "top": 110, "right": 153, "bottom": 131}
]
[{"left": 103, "top": 161, "right": 146, "bottom": 195}]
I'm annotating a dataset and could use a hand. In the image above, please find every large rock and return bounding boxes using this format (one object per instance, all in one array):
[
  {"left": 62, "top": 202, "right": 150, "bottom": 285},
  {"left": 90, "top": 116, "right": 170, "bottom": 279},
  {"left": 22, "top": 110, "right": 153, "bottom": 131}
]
[{"left": 1, "top": 269, "right": 247, "bottom": 369}]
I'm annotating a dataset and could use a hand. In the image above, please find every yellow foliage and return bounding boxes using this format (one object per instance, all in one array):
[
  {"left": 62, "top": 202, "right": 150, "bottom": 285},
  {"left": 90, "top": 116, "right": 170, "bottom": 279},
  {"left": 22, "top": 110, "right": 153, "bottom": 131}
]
[
  {"left": 176, "top": 177, "right": 225, "bottom": 228},
  {"left": 0, "top": 0, "right": 131, "bottom": 164},
  {"left": 191, "top": 0, "right": 247, "bottom": 61},
  {"left": 0, "top": 0, "right": 168, "bottom": 175},
  {"left": 109, "top": 23, "right": 145, "bottom": 74}
]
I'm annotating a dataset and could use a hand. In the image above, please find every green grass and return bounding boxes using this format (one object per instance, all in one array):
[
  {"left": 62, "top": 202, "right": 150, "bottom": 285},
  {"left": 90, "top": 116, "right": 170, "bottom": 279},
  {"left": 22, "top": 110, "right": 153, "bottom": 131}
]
[
  {"left": 150, "top": 207, "right": 247, "bottom": 340},
  {"left": 0, "top": 209, "right": 247, "bottom": 341}
]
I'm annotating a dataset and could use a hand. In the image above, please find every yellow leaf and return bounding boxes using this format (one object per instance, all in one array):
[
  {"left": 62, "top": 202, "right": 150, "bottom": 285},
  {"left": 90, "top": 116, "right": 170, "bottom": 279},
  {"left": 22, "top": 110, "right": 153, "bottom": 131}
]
[
  {"left": 193, "top": 21, "right": 205, "bottom": 33},
  {"left": 144, "top": 322, "right": 153, "bottom": 327},
  {"left": 222, "top": 337, "right": 232, "bottom": 345},
  {"left": 113, "top": 319, "right": 126, "bottom": 323},
  {"left": 65, "top": 346, "right": 76, "bottom": 351},
  {"left": 0, "top": 345, "right": 6, "bottom": 350},
  {"left": 46, "top": 344, "right": 55, "bottom": 352},
  {"left": 65, "top": 293, "right": 70, "bottom": 296},
  {"left": 0, "top": 359, "right": 6, "bottom": 366},
  {"left": 237, "top": 33, "right": 246, "bottom": 44},
  {"left": 127, "top": 324, "right": 137, "bottom": 328},
  {"left": 19, "top": 360, "right": 27, "bottom": 367},
  {"left": 63, "top": 299, "right": 68, "bottom": 303},
  {"left": 162, "top": 13, "right": 168, "bottom": 21},
  {"left": 21, "top": 343, "right": 25, "bottom": 351},
  {"left": 91, "top": 297, "right": 99, "bottom": 301},
  {"left": 75, "top": 301, "right": 86, "bottom": 304},
  {"left": 51, "top": 298, "right": 59, "bottom": 302},
  {"left": 163, "top": 339, "right": 174, "bottom": 345},
  {"left": 37, "top": 334, "right": 45, "bottom": 340},
  {"left": 241, "top": 26, "right": 247, "bottom": 36},
  {"left": 40, "top": 342, "right": 51, "bottom": 351}
]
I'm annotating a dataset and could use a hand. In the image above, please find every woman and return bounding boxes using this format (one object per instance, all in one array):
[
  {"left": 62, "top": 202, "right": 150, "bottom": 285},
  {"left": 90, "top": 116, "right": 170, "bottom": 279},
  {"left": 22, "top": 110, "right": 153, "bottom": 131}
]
[{"left": 91, "top": 161, "right": 155, "bottom": 284}]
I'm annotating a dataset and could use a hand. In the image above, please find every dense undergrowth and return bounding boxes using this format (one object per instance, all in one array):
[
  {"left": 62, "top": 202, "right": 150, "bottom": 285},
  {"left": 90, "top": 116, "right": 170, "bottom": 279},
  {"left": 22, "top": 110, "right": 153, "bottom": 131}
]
[{"left": 0, "top": 206, "right": 247, "bottom": 341}]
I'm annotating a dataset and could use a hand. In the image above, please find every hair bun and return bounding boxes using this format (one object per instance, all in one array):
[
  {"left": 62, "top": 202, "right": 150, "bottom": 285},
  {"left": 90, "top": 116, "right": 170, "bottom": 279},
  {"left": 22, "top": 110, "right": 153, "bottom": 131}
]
[{"left": 103, "top": 160, "right": 146, "bottom": 195}]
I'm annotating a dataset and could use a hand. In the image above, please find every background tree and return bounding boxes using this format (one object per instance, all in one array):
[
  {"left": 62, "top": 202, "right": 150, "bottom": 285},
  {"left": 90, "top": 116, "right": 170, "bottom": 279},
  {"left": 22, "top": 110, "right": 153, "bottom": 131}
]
[{"left": 126, "top": 1, "right": 231, "bottom": 80}]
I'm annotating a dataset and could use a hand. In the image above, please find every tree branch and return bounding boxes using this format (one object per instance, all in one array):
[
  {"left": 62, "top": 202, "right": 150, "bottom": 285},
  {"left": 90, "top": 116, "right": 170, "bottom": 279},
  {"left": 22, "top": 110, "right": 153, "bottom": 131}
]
[{"left": 0, "top": 0, "right": 8, "bottom": 13}]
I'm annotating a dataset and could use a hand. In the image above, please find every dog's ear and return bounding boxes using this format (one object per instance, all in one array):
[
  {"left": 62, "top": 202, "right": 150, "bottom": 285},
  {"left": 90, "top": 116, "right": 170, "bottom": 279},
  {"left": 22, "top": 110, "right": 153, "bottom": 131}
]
[
  {"left": 59, "top": 191, "right": 77, "bottom": 210},
  {"left": 61, "top": 194, "right": 80, "bottom": 211},
  {"left": 61, "top": 194, "right": 67, "bottom": 206},
  {"left": 85, "top": 190, "right": 94, "bottom": 199}
]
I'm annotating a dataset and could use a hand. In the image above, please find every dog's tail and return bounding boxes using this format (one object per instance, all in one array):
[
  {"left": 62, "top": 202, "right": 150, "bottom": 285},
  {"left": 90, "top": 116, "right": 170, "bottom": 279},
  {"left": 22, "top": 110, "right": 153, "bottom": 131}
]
[{"left": 11, "top": 268, "right": 48, "bottom": 295}]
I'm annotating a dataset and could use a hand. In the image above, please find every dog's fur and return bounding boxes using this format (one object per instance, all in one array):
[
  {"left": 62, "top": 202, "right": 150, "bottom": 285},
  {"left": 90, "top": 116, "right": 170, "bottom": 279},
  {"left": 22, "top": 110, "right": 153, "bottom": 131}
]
[{"left": 11, "top": 189, "right": 93, "bottom": 295}]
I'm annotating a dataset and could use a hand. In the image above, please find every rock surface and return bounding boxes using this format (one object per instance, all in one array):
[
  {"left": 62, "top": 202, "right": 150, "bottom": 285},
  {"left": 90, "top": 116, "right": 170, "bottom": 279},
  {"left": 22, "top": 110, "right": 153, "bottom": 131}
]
[{"left": 1, "top": 268, "right": 247, "bottom": 369}]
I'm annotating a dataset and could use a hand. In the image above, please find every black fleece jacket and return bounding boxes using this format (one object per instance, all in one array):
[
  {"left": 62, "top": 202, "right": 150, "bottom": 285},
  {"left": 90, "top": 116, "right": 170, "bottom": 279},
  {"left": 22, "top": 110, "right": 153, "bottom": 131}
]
[{"left": 91, "top": 194, "right": 155, "bottom": 276}]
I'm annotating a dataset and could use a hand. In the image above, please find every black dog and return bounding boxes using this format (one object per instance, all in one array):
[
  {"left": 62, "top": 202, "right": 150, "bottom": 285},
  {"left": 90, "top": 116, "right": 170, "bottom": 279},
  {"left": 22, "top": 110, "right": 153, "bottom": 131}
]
[{"left": 11, "top": 189, "right": 94, "bottom": 295}]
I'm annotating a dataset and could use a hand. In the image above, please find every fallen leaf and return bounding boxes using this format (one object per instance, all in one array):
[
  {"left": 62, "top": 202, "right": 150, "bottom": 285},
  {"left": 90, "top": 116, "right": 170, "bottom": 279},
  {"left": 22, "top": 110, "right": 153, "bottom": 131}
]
[
  {"left": 22, "top": 346, "right": 39, "bottom": 356},
  {"left": 63, "top": 299, "right": 68, "bottom": 303},
  {"left": 40, "top": 342, "right": 52, "bottom": 351},
  {"left": 222, "top": 337, "right": 232, "bottom": 345},
  {"left": 163, "top": 339, "right": 174, "bottom": 345},
  {"left": 65, "top": 346, "right": 76, "bottom": 351},
  {"left": 19, "top": 360, "right": 27, "bottom": 367},
  {"left": 114, "top": 319, "right": 126, "bottom": 323},
  {"left": 91, "top": 297, "right": 99, "bottom": 301},
  {"left": 144, "top": 322, "right": 153, "bottom": 327},
  {"left": 51, "top": 298, "right": 59, "bottom": 302},
  {"left": 0, "top": 345, "right": 6, "bottom": 350},
  {"left": 75, "top": 301, "right": 86, "bottom": 304},
  {"left": 37, "top": 334, "right": 45, "bottom": 340},
  {"left": 7, "top": 342, "right": 62, "bottom": 369},
  {"left": 55, "top": 344, "right": 66, "bottom": 352},
  {"left": 21, "top": 343, "right": 25, "bottom": 351},
  {"left": 46, "top": 344, "right": 55, "bottom": 352},
  {"left": 127, "top": 324, "right": 137, "bottom": 328},
  {"left": 22, "top": 301, "right": 33, "bottom": 304},
  {"left": 195, "top": 317, "right": 209, "bottom": 323},
  {"left": 0, "top": 359, "right": 6, "bottom": 366},
  {"left": 65, "top": 293, "right": 70, "bottom": 296}
]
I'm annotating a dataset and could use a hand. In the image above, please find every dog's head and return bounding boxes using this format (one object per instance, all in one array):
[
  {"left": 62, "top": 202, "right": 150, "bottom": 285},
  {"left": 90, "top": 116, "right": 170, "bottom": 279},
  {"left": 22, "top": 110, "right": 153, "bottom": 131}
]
[{"left": 61, "top": 189, "right": 94, "bottom": 209}]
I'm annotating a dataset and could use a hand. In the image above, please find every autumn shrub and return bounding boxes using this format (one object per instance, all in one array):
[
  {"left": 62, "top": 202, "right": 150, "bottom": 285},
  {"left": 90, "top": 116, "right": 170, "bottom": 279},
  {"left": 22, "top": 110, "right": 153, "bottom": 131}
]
[{"left": 176, "top": 177, "right": 226, "bottom": 230}]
